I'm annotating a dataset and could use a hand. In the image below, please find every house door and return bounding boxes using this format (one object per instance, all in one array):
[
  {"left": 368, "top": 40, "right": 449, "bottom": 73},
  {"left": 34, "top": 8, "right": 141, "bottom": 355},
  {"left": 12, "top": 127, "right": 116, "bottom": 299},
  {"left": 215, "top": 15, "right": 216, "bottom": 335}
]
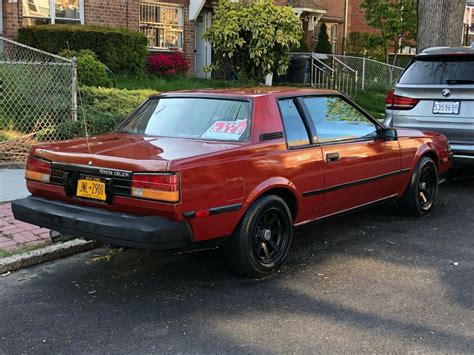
[{"left": 195, "top": 11, "right": 212, "bottom": 79}]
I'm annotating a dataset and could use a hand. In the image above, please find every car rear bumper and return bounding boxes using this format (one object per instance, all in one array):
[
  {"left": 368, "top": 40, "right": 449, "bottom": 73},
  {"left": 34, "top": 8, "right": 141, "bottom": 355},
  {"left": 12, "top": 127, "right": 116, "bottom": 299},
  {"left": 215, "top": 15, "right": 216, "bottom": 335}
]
[
  {"left": 452, "top": 154, "right": 474, "bottom": 167},
  {"left": 451, "top": 143, "right": 474, "bottom": 167},
  {"left": 12, "top": 196, "right": 193, "bottom": 251}
]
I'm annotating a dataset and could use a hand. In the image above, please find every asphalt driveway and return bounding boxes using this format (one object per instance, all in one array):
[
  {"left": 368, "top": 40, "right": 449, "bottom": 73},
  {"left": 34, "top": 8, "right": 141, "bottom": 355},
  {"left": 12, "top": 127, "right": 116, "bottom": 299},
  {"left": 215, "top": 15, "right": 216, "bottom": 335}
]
[{"left": 0, "top": 172, "right": 473, "bottom": 353}]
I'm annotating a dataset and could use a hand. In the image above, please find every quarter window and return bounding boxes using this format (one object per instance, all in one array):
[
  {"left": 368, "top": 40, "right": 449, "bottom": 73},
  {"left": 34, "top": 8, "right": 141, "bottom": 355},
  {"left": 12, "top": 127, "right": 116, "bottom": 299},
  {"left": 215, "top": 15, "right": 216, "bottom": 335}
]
[
  {"left": 278, "top": 99, "right": 311, "bottom": 148},
  {"left": 303, "top": 97, "right": 378, "bottom": 143}
]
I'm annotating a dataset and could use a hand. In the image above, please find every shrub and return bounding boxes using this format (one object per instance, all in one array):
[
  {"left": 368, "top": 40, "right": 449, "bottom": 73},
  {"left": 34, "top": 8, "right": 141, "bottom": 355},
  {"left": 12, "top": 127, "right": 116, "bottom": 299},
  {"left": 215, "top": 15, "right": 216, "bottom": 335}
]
[
  {"left": 59, "top": 49, "right": 112, "bottom": 88},
  {"left": 57, "top": 86, "right": 155, "bottom": 139},
  {"left": 347, "top": 31, "right": 385, "bottom": 60},
  {"left": 17, "top": 25, "right": 148, "bottom": 73},
  {"left": 290, "top": 38, "right": 311, "bottom": 53},
  {"left": 147, "top": 52, "right": 190, "bottom": 76},
  {"left": 315, "top": 23, "right": 333, "bottom": 54},
  {"left": 204, "top": 0, "right": 302, "bottom": 83}
]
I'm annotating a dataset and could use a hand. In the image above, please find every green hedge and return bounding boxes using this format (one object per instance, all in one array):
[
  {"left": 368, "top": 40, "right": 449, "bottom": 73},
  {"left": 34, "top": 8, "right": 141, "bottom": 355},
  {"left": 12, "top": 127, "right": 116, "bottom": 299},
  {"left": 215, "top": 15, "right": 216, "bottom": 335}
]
[
  {"left": 57, "top": 86, "right": 155, "bottom": 139},
  {"left": 17, "top": 25, "right": 148, "bottom": 73}
]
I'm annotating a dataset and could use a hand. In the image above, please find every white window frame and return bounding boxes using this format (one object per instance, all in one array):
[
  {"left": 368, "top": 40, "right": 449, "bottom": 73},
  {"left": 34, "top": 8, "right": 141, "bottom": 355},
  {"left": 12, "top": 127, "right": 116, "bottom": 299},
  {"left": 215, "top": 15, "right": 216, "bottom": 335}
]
[
  {"left": 139, "top": 1, "right": 184, "bottom": 51},
  {"left": 23, "top": 0, "right": 84, "bottom": 25}
]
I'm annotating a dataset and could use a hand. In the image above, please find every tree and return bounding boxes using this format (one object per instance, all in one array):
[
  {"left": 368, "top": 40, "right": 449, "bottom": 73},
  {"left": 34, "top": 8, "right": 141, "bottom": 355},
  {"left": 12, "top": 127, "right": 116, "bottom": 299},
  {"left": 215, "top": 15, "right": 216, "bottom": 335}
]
[
  {"left": 417, "top": 0, "right": 466, "bottom": 52},
  {"left": 315, "top": 23, "right": 333, "bottom": 54},
  {"left": 204, "top": 0, "right": 302, "bottom": 83},
  {"left": 361, "top": 0, "right": 417, "bottom": 65},
  {"left": 347, "top": 31, "right": 385, "bottom": 60}
]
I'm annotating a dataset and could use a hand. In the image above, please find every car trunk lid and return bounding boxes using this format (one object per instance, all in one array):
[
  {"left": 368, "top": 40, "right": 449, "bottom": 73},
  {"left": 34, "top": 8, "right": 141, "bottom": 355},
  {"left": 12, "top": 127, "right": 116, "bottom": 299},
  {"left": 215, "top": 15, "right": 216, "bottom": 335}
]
[{"left": 31, "top": 133, "right": 244, "bottom": 205}]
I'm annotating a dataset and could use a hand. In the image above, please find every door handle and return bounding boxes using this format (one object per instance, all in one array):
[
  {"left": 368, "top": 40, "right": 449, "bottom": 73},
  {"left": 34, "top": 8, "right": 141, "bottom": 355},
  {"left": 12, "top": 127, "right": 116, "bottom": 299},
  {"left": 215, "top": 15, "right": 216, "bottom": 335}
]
[{"left": 326, "top": 152, "right": 340, "bottom": 162}]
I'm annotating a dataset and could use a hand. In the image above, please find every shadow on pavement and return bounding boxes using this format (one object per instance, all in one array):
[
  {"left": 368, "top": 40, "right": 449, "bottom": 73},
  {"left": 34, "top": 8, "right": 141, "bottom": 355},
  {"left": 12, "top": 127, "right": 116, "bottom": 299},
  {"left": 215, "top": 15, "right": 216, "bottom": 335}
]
[{"left": 0, "top": 171, "right": 472, "bottom": 352}]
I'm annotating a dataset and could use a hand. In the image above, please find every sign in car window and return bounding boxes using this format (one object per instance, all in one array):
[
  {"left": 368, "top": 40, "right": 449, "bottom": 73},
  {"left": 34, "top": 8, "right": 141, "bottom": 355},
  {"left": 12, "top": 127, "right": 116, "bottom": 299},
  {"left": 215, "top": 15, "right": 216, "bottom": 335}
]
[{"left": 201, "top": 120, "right": 248, "bottom": 141}]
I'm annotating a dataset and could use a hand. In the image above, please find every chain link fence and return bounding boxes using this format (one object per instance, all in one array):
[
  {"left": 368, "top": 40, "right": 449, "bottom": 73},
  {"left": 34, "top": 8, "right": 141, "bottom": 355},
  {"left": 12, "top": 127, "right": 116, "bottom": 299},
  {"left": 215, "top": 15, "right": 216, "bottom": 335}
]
[
  {"left": 0, "top": 36, "right": 76, "bottom": 162},
  {"left": 295, "top": 52, "right": 405, "bottom": 97},
  {"left": 321, "top": 54, "right": 405, "bottom": 93}
]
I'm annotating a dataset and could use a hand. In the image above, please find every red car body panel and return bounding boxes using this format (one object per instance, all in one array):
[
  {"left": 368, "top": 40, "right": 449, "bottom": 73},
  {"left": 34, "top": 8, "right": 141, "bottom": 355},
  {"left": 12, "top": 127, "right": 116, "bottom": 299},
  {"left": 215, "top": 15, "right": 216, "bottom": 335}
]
[{"left": 20, "top": 88, "right": 452, "bottom": 245}]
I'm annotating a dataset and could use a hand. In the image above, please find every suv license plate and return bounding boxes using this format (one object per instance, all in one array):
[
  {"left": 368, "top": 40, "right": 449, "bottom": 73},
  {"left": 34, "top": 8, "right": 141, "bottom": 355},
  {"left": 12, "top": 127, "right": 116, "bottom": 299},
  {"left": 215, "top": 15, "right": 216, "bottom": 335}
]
[
  {"left": 76, "top": 178, "right": 107, "bottom": 201},
  {"left": 433, "top": 101, "right": 460, "bottom": 114}
]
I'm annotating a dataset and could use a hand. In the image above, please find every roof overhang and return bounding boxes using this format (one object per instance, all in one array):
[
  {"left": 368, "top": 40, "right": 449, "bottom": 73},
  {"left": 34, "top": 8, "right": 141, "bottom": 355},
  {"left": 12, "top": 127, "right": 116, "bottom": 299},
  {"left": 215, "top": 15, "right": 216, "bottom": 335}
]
[
  {"left": 293, "top": 7, "right": 326, "bottom": 17},
  {"left": 190, "top": 0, "right": 206, "bottom": 21}
]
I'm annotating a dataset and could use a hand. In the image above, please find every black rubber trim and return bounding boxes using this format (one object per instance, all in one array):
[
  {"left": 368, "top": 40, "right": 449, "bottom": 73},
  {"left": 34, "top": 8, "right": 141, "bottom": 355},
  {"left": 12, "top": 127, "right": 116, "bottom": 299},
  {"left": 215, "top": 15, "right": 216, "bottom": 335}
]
[
  {"left": 183, "top": 203, "right": 242, "bottom": 219},
  {"left": 12, "top": 196, "right": 193, "bottom": 251},
  {"left": 260, "top": 132, "right": 284, "bottom": 141},
  {"left": 52, "top": 162, "right": 132, "bottom": 179},
  {"left": 303, "top": 169, "right": 411, "bottom": 197}
]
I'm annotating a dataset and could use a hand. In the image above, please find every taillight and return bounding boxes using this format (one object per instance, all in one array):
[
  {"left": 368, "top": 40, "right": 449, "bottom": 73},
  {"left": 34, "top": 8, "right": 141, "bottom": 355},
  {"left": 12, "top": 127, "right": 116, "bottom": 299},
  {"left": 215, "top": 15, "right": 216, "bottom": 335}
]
[
  {"left": 131, "top": 173, "right": 179, "bottom": 202},
  {"left": 25, "top": 155, "right": 51, "bottom": 183},
  {"left": 385, "top": 89, "right": 420, "bottom": 110}
]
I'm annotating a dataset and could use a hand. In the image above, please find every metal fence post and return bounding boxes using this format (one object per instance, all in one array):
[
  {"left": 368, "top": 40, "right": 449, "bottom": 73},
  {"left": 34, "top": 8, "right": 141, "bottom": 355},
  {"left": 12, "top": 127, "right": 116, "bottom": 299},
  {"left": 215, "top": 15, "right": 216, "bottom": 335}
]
[
  {"left": 71, "top": 57, "right": 78, "bottom": 122},
  {"left": 361, "top": 56, "right": 366, "bottom": 91}
]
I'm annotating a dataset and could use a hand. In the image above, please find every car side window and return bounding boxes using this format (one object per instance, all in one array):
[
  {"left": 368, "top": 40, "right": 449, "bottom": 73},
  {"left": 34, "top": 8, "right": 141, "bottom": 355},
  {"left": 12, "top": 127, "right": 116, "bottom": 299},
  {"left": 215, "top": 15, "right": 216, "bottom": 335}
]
[
  {"left": 278, "top": 99, "right": 310, "bottom": 148},
  {"left": 302, "top": 97, "right": 378, "bottom": 143}
]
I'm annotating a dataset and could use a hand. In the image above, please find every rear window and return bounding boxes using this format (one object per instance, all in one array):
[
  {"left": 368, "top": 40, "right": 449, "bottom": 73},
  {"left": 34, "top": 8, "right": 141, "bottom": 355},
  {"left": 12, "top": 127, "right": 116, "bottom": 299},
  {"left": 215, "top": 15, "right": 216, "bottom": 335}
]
[
  {"left": 399, "top": 56, "right": 474, "bottom": 84},
  {"left": 116, "top": 97, "right": 251, "bottom": 142}
]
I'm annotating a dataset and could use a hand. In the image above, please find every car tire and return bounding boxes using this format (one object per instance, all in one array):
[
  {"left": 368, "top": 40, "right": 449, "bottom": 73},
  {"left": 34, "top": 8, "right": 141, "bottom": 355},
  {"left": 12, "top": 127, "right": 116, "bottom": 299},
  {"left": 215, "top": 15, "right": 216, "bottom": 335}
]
[
  {"left": 398, "top": 156, "right": 439, "bottom": 217},
  {"left": 226, "top": 195, "right": 293, "bottom": 278}
]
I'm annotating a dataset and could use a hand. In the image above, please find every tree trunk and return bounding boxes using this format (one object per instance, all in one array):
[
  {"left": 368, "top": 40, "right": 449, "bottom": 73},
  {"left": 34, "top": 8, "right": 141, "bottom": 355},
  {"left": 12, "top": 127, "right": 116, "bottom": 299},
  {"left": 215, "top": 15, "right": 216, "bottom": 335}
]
[{"left": 417, "top": 0, "right": 466, "bottom": 53}]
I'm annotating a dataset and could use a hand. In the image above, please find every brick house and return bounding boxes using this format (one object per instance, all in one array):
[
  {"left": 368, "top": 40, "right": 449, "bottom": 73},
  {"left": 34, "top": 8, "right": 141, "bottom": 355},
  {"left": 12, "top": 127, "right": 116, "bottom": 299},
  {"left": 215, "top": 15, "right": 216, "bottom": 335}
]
[{"left": 0, "top": 0, "right": 348, "bottom": 77}]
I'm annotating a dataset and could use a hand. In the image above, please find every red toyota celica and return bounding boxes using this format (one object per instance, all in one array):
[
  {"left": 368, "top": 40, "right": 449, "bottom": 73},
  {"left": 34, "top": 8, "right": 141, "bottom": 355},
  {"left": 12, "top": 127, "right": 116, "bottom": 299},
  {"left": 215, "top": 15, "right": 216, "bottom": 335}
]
[{"left": 12, "top": 88, "right": 453, "bottom": 277}]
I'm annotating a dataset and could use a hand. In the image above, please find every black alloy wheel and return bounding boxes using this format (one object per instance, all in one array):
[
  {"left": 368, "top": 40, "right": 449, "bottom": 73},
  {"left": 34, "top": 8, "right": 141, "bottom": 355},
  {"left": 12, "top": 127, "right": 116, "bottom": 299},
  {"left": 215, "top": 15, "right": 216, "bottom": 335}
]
[
  {"left": 226, "top": 195, "right": 293, "bottom": 277},
  {"left": 398, "top": 156, "right": 438, "bottom": 217}
]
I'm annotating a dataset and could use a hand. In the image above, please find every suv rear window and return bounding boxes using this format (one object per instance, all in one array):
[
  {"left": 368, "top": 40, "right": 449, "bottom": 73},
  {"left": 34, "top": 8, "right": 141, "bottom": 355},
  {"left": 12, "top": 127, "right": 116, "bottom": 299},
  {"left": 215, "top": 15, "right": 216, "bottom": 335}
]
[
  {"left": 399, "top": 56, "right": 474, "bottom": 84},
  {"left": 117, "top": 97, "right": 251, "bottom": 142}
]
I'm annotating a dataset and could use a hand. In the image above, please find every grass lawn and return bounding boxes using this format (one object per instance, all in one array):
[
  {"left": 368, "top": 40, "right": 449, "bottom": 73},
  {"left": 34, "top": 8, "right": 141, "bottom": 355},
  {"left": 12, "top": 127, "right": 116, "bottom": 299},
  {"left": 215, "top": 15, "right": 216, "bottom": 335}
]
[
  {"left": 114, "top": 74, "right": 241, "bottom": 92},
  {"left": 354, "top": 90, "right": 388, "bottom": 121}
]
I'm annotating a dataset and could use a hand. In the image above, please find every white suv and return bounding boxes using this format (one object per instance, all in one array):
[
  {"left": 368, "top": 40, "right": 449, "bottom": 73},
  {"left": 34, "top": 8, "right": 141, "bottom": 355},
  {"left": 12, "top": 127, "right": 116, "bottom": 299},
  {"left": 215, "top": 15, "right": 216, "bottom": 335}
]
[{"left": 384, "top": 47, "right": 474, "bottom": 166}]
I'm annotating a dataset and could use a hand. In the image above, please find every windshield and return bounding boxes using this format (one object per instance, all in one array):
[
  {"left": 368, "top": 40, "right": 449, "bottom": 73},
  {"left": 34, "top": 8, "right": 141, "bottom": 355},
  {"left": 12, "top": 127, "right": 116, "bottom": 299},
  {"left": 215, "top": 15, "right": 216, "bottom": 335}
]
[
  {"left": 399, "top": 56, "right": 474, "bottom": 84},
  {"left": 116, "top": 97, "right": 251, "bottom": 142}
]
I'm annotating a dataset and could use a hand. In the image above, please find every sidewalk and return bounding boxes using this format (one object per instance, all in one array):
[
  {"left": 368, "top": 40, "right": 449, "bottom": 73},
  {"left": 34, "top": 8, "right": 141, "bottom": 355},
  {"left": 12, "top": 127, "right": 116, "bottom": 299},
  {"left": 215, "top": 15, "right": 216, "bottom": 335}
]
[
  {"left": 0, "top": 203, "right": 51, "bottom": 254},
  {"left": 0, "top": 169, "right": 50, "bottom": 255}
]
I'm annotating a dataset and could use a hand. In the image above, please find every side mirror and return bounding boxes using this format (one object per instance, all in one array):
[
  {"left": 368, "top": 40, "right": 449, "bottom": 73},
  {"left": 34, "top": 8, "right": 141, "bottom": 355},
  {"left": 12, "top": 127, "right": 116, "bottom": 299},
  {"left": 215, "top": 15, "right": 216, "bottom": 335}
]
[{"left": 381, "top": 127, "right": 398, "bottom": 141}]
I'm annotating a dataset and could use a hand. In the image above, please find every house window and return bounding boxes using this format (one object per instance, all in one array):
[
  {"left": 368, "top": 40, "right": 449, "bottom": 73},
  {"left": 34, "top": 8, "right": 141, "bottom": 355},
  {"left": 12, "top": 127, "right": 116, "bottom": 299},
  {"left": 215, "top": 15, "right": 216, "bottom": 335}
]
[
  {"left": 139, "top": 1, "right": 184, "bottom": 50},
  {"left": 23, "top": 0, "right": 83, "bottom": 26}
]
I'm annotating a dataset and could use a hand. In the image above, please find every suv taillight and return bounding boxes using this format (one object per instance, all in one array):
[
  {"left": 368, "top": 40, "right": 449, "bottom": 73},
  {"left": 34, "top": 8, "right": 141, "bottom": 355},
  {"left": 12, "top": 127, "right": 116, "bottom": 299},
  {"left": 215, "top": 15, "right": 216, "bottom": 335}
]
[
  {"left": 25, "top": 155, "right": 51, "bottom": 183},
  {"left": 131, "top": 173, "right": 179, "bottom": 202},
  {"left": 385, "top": 89, "right": 420, "bottom": 110}
]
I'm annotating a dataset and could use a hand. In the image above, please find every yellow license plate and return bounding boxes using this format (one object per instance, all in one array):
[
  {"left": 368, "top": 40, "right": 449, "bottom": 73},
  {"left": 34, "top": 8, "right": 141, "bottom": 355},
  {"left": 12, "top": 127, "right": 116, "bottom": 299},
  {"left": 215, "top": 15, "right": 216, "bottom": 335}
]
[{"left": 76, "top": 178, "right": 107, "bottom": 201}]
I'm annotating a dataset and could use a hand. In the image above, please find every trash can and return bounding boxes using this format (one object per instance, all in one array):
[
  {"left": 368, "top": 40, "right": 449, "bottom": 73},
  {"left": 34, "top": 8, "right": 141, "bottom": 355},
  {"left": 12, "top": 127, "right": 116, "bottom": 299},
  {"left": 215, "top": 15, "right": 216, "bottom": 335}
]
[{"left": 287, "top": 53, "right": 312, "bottom": 84}]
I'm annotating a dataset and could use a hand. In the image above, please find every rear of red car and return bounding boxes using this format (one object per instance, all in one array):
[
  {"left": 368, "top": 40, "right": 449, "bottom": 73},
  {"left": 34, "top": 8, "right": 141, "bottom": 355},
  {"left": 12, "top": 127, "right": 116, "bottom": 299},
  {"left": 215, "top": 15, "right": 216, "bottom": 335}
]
[{"left": 12, "top": 94, "right": 253, "bottom": 251}]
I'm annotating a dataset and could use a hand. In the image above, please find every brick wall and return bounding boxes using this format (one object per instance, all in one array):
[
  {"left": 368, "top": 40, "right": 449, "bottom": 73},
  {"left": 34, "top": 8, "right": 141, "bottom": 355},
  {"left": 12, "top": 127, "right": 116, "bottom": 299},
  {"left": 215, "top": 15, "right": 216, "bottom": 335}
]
[
  {"left": 183, "top": 6, "right": 195, "bottom": 74},
  {"left": 2, "top": 1, "right": 22, "bottom": 38},
  {"left": 317, "top": 0, "right": 345, "bottom": 20},
  {"left": 348, "top": 0, "right": 381, "bottom": 35},
  {"left": 84, "top": 0, "right": 139, "bottom": 30}
]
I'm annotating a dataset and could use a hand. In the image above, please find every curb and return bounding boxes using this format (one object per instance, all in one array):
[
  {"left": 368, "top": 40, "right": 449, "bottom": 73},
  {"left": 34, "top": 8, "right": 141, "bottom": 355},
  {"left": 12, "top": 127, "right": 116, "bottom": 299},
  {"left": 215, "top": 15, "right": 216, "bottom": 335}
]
[
  {"left": 0, "top": 239, "right": 101, "bottom": 274},
  {"left": 0, "top": 162, "right": 25, "bottom": 169}
]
